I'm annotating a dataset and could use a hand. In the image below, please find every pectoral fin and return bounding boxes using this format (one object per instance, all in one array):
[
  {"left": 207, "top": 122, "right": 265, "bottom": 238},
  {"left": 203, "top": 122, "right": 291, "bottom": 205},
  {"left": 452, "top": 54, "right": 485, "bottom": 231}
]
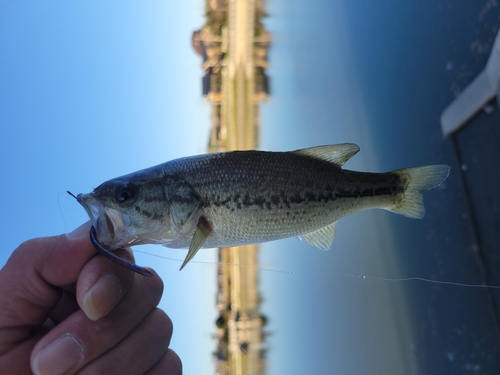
[
  {"left": 301, "top": 221, "right": 338, "bottom": 250},
  {"left": 179, "top": 216, "right": 212, "bottom": 271}
]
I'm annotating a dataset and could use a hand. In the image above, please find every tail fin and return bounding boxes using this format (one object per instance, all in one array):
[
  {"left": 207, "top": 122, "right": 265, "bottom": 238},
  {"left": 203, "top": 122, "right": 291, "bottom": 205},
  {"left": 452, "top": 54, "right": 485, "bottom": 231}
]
[{"left": 390, "top": 165, "right": 450, "bottom": 219}]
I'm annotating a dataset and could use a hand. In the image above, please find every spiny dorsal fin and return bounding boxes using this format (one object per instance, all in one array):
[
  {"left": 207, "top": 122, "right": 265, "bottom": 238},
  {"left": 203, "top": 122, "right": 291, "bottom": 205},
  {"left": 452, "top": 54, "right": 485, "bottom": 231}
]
[
  {"left": 179, "top": 216, "right": 212, "bottom": 270},
  {"left": 300, "top": 221, "right": 338, "bottom": 250},
  {"left": 294, "top": 144, "right": 359, "bottom": 167}
]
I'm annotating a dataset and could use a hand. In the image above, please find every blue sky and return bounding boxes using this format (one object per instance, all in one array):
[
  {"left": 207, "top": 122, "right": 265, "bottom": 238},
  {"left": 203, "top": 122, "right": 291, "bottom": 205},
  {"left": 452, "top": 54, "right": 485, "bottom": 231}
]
[
  {"left": 1, "top": 2, "right": 216, "bottom": 373},
  {"left": 1, "top": 1, "right": 457, "bottom": 374}
]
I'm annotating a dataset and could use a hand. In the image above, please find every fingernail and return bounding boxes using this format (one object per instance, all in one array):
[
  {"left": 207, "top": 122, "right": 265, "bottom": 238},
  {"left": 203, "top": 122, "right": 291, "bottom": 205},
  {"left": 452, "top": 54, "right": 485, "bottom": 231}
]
[
  {"left": 32, "top": 334, "right": 84, "bottom": 375},
  {"left": 82, "top": 273, "right": 121, "bottom": 320},
  {"left": 67, "top": 222, "right": 91, "bottom": 240}
]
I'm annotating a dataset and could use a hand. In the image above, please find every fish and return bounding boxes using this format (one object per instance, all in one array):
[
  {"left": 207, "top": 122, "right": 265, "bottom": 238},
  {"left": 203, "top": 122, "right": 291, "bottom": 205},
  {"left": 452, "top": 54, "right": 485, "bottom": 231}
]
[{"left": 73, "top": 144, "right": 450, "bottom": 271}]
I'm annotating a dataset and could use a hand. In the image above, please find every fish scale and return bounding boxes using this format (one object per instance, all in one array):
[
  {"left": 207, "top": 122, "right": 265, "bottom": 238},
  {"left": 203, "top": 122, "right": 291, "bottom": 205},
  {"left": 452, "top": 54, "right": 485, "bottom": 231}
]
[
  {"left": 173, "top": 151, "right": 401, "bottom": 246},
  {"left": 74, "top": 144, "right": 450, "bottom": 271}
]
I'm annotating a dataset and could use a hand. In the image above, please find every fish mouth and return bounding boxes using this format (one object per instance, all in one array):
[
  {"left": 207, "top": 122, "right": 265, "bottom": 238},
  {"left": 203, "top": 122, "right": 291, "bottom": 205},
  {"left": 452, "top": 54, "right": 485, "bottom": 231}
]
[{"left": 76, "top": 193, "right": 128, "bottom": 247}]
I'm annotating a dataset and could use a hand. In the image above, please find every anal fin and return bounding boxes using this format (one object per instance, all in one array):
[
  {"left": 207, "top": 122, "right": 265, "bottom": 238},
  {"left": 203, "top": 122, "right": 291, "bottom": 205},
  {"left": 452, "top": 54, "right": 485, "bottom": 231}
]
[
  {"left": 301, "top": 221, "right": 338, "bottom": 250},
  {"left": 179, "top": 216, "right": 212, "bottom": 270}
]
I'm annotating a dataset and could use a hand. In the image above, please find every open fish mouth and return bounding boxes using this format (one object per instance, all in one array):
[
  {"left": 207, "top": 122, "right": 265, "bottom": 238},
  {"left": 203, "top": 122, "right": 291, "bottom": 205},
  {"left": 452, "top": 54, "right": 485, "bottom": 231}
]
[
  {"left": 75, "top": 194, "right": 101, "bottom": 227},
  {"left": 75, "top": 193, "right": 127, "bottom": 246},
  {"left": 67, "top": 191, "right": 152, "bottom": 277}
]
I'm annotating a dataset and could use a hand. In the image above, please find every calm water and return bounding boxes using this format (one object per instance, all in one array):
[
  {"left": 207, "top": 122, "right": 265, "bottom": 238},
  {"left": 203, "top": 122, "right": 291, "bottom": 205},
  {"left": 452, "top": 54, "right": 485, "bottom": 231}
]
[{"left": 258, "top": 1, "right": 500, "bottom": 374}]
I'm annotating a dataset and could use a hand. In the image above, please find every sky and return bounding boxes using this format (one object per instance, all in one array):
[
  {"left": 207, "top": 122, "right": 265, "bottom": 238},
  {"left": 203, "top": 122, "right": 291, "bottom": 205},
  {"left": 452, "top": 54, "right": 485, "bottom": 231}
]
[
  {"left": 0, "top": 1, "right": 475, "bottom": 374},
  {"left": 0, "top": 2, "right": 217, "bottom": 373}
]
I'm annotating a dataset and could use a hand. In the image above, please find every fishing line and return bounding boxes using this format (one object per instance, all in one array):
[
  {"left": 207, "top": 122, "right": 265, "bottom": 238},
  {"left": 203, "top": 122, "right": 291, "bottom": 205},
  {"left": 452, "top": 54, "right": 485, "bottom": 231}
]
[
  {"left": 133, "top": 250, "right": 300, "bottom": 274},
  {"left": 345, "top": 275, "right": 500, "bottom": 289},
  {"left": 57, "top": 191, "right": 70, "bottom": 234},
  {"left": 132, "top": 250, "right": 500, "bottom": 289}
]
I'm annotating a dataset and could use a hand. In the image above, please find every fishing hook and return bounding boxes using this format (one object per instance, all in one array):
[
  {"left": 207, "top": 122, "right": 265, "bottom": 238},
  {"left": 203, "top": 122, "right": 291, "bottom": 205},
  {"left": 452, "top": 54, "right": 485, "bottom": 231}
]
[{"left": 90, "top": 226, "right": 153, "bottom": 277}]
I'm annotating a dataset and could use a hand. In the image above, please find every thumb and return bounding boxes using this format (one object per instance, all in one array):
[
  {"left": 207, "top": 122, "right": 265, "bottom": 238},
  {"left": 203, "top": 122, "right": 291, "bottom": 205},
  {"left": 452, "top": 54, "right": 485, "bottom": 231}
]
[{"left": 0, "top": 222, "right": 96, "bottom": 353}]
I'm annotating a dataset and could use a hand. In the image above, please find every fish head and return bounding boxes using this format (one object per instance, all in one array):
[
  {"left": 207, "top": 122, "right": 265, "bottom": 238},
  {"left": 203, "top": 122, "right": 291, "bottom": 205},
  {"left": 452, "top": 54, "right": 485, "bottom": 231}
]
[{"left": 75, "top": 176, "right": 173, "bottom": 248}]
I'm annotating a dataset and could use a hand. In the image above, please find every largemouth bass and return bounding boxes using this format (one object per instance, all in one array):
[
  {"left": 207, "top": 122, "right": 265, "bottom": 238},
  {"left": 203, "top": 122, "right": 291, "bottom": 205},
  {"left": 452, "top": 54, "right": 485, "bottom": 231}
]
[{"left": 74, "top": 144, "right": 449, "bottom": 270}]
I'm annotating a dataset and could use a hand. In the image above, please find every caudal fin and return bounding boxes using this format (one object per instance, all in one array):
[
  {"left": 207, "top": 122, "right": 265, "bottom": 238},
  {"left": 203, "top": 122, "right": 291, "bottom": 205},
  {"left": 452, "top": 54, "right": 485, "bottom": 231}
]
[{"left": 390, "top": 165, "right": 450, "bottom": 219}]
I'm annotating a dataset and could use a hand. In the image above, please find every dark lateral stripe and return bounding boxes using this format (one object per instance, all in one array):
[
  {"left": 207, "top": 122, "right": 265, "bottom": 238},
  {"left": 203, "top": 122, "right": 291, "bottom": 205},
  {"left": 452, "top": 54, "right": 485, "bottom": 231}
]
[
  {"left": 208, "top": 190, "right": 331, "bottom": 209},
  {"left": 335, "top": 185, "right": 402, "bottom": 199},
  {"left": 207, "top": 184, "right": 402, "bottom": 210}
]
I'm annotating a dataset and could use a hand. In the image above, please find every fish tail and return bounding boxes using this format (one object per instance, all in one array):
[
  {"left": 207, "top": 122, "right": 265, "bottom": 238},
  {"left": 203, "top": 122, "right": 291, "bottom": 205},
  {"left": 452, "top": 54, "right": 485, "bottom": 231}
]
[{"left": 390, "top": 165, "right": 450, "bottom": 219}]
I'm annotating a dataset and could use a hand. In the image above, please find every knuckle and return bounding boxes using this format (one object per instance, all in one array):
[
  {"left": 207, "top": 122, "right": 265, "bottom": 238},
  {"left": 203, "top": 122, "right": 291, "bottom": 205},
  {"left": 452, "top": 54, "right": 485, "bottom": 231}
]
[
  {"left": 166, "top": 349, "right": 183, "bottom": 375},
  {"left": 150, "top": 309, "right": 173, "bottom": 339},
  {"left": 141, "top": 273, "right": 164, "bottom": 306}
]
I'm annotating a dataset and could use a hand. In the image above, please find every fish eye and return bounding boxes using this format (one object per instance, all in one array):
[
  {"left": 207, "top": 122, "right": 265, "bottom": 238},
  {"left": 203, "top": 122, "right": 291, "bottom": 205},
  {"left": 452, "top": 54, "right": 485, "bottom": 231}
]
[{"left": 114, "top": 183, "right": 138, "bottom": 207}]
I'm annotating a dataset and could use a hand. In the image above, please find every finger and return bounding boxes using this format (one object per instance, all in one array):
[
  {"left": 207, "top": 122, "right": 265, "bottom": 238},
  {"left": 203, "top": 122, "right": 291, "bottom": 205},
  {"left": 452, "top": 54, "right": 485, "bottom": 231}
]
[
  {"left": 76, "top": 247, "right": 136, "bottom": 321},
  {"left": 31, "top": 269, "right": 164, "bottom": 375},
  {"left": 48, "top": 290, "right": 80, "bottom": 325},
  {"left": 78, "top": 309, "right": 173, "bottom": 375},
  {"left": 0, "top": 222, "right": 95, "bottom": 350},
  {"left": 145, "top": 349, "right": 183, "bottom": 375}
]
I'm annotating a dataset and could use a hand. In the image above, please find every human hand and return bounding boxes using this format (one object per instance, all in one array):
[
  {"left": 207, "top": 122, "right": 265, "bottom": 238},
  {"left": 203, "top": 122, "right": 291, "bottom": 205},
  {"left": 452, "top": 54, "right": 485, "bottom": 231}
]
[{"left": 0, "top": 222, "right": 182, "bottom": 375}]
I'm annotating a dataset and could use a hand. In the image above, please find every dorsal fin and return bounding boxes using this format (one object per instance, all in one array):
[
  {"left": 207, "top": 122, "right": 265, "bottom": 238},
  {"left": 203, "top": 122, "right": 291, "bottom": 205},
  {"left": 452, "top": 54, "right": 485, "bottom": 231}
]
[{"left": 294, "top": 144, "right": 360, "bottom": 167}]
